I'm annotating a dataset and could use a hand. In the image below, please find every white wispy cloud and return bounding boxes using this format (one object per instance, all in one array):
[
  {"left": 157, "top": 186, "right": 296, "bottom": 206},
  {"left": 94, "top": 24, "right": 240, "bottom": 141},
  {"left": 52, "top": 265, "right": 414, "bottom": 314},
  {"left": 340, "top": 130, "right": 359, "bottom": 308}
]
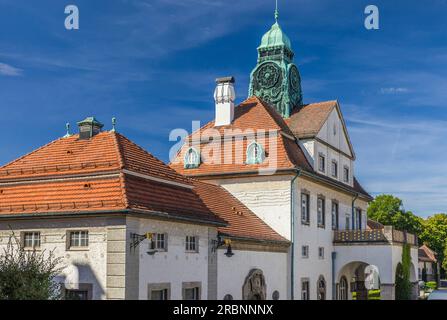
[
  {"left": 0, "top": 62, "right": 22, "bottom": 76},
  {"left": 379, "top": 87, "right": 409, "bottom": 94}
]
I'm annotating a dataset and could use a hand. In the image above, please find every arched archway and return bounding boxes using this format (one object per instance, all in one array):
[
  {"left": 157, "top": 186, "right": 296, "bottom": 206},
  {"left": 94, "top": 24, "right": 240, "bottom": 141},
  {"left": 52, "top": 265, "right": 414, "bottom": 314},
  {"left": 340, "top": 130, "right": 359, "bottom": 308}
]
[
  {"left": 242, "top": 269, "right": 266, "bottom": 300},
  {"left": 337, "top": 261, "right": 381, "bottom": 300},
  {"left": 317, "top": 276, "right": 326, "bottom": 300}
]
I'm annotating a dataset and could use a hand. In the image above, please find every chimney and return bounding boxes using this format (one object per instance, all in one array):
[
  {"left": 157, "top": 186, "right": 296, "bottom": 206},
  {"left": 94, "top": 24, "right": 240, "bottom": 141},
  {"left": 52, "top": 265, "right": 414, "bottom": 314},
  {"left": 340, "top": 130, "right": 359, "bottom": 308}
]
[
  {"left": 214, "top": 76, "right": 235, "bottom": 126},
  {"left": 77, "top": 117, "right": 104, "bottom": 139}
]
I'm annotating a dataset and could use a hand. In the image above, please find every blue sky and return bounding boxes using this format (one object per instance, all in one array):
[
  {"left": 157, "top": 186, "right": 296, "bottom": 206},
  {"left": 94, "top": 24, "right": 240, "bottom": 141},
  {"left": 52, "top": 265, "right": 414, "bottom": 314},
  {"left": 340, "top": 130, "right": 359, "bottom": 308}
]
[{"left": 0, "top": 0, "right": 446, "bottom": 217}]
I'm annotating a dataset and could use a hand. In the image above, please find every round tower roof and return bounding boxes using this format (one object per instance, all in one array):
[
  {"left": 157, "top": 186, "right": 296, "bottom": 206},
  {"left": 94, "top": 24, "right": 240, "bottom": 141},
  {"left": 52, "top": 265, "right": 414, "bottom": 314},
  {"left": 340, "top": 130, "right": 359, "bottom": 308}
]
[{"left": 258, "top": 21, "right": 292, "bottom": 50}]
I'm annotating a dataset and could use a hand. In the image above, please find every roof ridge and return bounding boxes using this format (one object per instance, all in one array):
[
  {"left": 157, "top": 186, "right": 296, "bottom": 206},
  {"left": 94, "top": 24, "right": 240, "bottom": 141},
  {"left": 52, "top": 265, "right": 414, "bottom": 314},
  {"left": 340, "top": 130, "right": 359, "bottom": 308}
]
[
  {"left": 0, "top": 135, "right": 67, "bottom": 170},
  {"left": 111, "top": 131, "right": 126, "bottom": 169},
  {"left": 114, "top": 132, "right": 192, "bottom": 185}
]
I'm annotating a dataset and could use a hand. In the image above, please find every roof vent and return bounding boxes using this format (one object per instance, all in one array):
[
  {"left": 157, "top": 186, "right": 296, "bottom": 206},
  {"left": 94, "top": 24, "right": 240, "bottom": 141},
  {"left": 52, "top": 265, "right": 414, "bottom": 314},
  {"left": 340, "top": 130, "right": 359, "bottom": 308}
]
[{"left": 77, "top": 117, "right": 104, "bottom": 139}]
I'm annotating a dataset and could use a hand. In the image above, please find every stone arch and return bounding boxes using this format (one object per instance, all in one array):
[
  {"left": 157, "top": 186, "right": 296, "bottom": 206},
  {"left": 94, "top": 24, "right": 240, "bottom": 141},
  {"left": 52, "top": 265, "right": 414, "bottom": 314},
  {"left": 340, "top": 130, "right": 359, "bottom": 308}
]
[
  {"left": 317, "top": 275, "right": 326, "bottom": 300},
  {"left": 242, "top": 269, "right": 266, "bottom": 300}
]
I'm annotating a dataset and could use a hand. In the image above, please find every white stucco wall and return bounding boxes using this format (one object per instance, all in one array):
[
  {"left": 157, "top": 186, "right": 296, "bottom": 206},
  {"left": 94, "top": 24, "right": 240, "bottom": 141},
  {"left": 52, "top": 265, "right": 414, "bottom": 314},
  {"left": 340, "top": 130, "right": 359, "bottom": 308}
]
[
  {"left": 132, "top": 217, "right": 212, "bottom": 300},
  {"left": 0, "top": 217, "right": 114, "bottom": 299},
  {"left": 217, "top": 248, "right": 288, "bottom": 300}
]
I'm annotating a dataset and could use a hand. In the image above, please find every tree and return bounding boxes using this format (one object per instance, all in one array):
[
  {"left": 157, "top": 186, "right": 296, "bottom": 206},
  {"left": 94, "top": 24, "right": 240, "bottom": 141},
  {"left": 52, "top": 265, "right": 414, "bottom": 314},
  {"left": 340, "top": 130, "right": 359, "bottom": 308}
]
[
  {"left": 419, "top": 214, "right": 447, "bottom": 274},
  {"left": 0, "top": 233, "right": 63, "bottom": 300},
  {"left": 367, "top": 194, "right": 423, "bottom": 235},
  {"left": 395, "top": 244, "right": 412, "bottom": 300}
]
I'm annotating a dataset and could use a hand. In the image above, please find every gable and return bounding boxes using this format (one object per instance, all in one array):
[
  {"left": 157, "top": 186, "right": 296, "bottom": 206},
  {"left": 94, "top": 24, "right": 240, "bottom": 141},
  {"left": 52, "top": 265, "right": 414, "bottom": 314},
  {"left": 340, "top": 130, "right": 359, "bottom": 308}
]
[{"left": 316, "top": 103, "right": 354, "bottom": 159}]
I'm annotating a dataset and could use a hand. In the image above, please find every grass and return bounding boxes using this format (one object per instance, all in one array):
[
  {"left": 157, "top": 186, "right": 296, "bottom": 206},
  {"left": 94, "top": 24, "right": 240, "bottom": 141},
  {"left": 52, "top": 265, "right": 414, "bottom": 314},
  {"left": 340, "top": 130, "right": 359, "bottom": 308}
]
[{"left": 352, "top": 289, "right": 381, "bottom": 300}]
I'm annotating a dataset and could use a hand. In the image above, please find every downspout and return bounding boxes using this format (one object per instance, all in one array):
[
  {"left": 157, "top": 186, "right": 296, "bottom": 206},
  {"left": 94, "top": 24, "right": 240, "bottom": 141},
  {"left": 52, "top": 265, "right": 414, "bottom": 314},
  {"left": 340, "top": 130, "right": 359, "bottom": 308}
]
[
  {"left": 351, "top": 193, "right": 359, "bottom": 230},
  {"left": 290, "top": 168, "right": 301, "bottom": 300},
  {"left": 332, "top": 251, "right": 337, "bottom": 299}
]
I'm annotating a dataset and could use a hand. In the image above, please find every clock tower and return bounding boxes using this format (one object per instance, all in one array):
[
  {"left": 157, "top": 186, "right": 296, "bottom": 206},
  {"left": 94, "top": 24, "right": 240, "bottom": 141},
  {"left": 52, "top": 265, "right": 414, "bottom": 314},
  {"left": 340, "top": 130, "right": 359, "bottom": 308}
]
[{"left": 248, "top": 9, "right": 303, "bottom": 118}]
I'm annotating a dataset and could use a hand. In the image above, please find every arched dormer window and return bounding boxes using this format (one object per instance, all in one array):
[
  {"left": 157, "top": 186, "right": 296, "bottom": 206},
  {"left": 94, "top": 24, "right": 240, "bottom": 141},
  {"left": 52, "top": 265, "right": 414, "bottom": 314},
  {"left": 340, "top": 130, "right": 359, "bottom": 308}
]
[
  {"left": 184, "top": 147, "right": 200, "bottom": 169},
  {"left": 246, "top": 141, "right": 265, "bottom": 165}
]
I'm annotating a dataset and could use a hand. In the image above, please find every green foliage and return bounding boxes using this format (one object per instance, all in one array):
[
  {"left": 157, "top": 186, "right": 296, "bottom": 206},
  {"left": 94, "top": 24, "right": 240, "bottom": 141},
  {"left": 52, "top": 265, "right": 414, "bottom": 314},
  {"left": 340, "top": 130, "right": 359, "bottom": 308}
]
[
  {"left": 395, "top": 244, "right": 412, "bottom": 300},
  {"left": 425, "top": 281, "right": 437, "bottom": 290},
  {"left": 419, "top": 214, "right": 447, "bottom": 273},
  {"left": 0, "top": 233, "right": 63, "bottom": 300},
  {"left": 367, "top": 194, "right": 423, "bottom": 235}
]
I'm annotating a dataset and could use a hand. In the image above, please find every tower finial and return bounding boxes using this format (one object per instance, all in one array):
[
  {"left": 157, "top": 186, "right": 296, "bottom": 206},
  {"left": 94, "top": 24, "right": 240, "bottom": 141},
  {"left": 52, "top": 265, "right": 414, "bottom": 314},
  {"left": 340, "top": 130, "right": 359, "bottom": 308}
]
[
  {"left": 111, "top": 117, "right": 116, "bottom": 132},
  {"left": 274, "top": 0, "right": 279, "bottom": 22},
  {"left": 63, "top": 122, "right": 71, "bottom": 138}
]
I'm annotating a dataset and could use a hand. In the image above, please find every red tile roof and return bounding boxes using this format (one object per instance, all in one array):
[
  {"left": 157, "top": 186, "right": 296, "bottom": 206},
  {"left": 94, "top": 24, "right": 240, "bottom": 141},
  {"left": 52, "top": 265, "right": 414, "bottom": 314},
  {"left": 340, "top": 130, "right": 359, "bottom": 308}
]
[
  {"left": 286, "top": 100, "right": 337, "bottom": 138},
  {"left": 419, "top": 244, "right": 437, "bottom": 263},
  {"left": 170, "top": 96, "right": 370, "bottom": 199},
  {"left": 0, "top": 129, "right": 287, "bottom": 243},
  {"left": 192, "top": 180, "right": 288, "bottom": 243}
]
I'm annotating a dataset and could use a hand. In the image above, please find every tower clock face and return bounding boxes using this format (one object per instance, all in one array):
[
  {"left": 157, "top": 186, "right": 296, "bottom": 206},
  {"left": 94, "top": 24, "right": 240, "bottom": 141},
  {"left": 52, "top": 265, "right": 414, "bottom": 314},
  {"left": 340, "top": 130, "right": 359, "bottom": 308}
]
[
  {"left": 255, "top": 62, "right": 281, "bottom": 89},
  {"left": 289, "top": 65, "right": 300, "bottom": 91}
]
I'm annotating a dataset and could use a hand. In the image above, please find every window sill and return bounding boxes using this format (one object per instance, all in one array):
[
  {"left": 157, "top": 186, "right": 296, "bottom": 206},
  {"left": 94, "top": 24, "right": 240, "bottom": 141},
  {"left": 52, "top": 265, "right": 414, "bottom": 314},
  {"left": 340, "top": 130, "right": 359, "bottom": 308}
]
[
  {"left": 67, "top": 247, "right": 89, "bottom": 251},
  {"left": 317, "top": 225, "right": 326, "bottom": 229},
  {"left": 301, "top": 221, "right": 310, "bottom": 226},
  {"left": 23, "top": 247, "right": 41, "bottom": 251},
  {"left": 185, "top": 251, "right": 199, "bottom": 254}
]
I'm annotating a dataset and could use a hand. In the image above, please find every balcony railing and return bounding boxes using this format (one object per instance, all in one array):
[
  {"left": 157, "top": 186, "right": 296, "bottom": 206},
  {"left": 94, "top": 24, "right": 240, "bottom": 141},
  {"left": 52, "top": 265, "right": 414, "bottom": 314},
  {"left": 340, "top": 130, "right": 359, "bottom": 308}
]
[{"left": 333, "top": 226, "right": 418, "bottom": 246}]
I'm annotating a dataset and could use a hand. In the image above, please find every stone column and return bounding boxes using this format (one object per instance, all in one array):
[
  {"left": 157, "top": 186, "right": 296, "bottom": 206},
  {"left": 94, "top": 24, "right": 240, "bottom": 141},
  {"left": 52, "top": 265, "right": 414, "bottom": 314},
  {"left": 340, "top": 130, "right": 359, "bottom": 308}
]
[{"left": 380, "top": 283, "right": 395, "bottom": 300}]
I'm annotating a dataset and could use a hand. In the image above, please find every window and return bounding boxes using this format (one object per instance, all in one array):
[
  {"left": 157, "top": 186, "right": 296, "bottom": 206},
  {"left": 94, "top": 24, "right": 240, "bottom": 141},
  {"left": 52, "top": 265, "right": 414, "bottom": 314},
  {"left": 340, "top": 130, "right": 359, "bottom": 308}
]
[
  {"left": 184, "top": 147, "right": 200, "bottom": 169},
  {"left": 23, "top": 231, "right": 41, "bottom": 249},
  {"left": 246, "top": 141, "right": 265, "bottom": 164},
  {"left": 183, "top": 283, "right": 201, "bottom": 300},
  {"left": 69, "top": 231, "right": 88, "bottom": 248},
  {"left": 318, "top": 154, "right": 325, "bottom": 172},
  {"left": 65, "top": 289, "right": 89, "bottom": 300},
  {"left": 150, "top": 233, "right": 168, "bottom": 251},
  {"left": 345, "top": 213, "right": 351, "bottom": 230},
  {"left": 355, "top": 208, "right": 363, "bottom": 230},
  {"left": 331, "top": 160, "right": 338, "bottom": 178},
  {"left": 147, "top": 283, "right": 170, "bottom": 300},
  {"left": 151, "top": 289, "right": 169, "bottom": 300},
  {"left": 223, "top": 294, "right": 233, "bottom": 300},
  {"left": 301, "top": 193, "right": 310, "bottom": 224},
  {"left": 318, "top": 247, "right": 324, "bottom": 259},
  {"left": 301, "top": 245, "right": 309, "bottom": 258},
  {"left": 343, "top": 166, "right": 350, "bottom": 183},
  {"left": 64, "top": 283, "right": 92, "bottom": 300},
  {"left": 339, "top": 276, "right": 348, "bottom": 300},
  {"left": 331, "top": 201, "right": 339, "bottom": 230},
  {"left": 301, "top": 279, "right": 310, "bottom": 300},
  {"left": 317, "top": 197, "right": 325, "bottom": 228},
  {"left": 185, "top": 236, "right": 198, "bottom": 252}
]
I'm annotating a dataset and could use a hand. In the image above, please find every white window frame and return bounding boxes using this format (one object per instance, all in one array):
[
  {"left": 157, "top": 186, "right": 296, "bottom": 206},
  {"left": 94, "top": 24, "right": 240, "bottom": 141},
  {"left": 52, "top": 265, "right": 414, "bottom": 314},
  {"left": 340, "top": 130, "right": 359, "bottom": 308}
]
[
  {"left": 185, "top": 236, "right": 199, "bottom": 253},
  {"left": 301, "top": 245, "right": 309, "bottom": 259},
  {"left": 151, "top": 233, "right": 168, "bottom": 251},
  {"left": 331, "top": 160, "right": 338, "bottom": 178},
  {"left": 318, "top": 154, "right": 325, "bottom": 173},
  {"left": 301, "top": 279, "right": 310, "bottom": 300},
  {"left": 343, "top": 166, "right": 350, "bottom": 183},
  {"left": 301, "top": 193, "right": 310, "bottom": 224},
  {"left": 331, "top": 201, "right": 339, "bottom": 230},
  {"left": 68, "top": 230, "right": 89, "bottom": 249},
  {"left": 317, "top": 196, "right": 325, "bottom": 228},
  {"left": 23, "top": 231, "right": 41, "bottom": 249},
  {"left": 318, "top": 247, "right": 325, "bottom": 259}
]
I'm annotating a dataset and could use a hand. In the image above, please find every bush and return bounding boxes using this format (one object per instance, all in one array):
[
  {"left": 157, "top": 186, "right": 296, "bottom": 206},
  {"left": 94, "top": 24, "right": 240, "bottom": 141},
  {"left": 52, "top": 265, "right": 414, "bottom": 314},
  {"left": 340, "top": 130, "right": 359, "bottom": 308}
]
[
  {"left": 425, "top": 281, "right": 437, "bottom": 290},
  {"left": 0, "top": 233, "right": 63, "bottom": 300}
]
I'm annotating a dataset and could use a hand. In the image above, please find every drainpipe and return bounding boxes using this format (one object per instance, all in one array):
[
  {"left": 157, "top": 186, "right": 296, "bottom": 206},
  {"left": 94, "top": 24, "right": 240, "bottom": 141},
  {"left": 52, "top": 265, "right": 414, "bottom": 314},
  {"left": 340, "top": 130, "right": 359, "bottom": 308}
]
[
  {"left": 332, "top": 251, "right": 337, "bottom": 299},
  {"left": 351, "top": 193, "right": 359, "bottom": 230},
  {"left": 290, "top": 168, "right": 301, "bottom": 300}
]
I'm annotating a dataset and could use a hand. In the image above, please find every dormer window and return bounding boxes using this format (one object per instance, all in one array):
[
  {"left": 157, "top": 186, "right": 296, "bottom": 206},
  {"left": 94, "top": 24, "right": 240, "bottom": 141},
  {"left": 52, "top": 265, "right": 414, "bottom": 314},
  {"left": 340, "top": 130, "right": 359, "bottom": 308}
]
[
  {"left": 246, "top": 142, "right": 265, "bottom": 164},
  {"left": 331, "top": 160, "right": 338, "bottom": 178},
  {"left": 184, "top": 147, "right": 200, "bottom": 169}
]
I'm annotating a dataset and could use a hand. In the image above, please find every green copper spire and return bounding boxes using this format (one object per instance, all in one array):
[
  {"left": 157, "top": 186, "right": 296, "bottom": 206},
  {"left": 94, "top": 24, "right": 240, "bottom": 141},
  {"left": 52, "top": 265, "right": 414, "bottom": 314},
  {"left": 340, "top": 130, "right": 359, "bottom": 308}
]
[{"left": 248, "top": 5, "right": 303, "bottom": 118}]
